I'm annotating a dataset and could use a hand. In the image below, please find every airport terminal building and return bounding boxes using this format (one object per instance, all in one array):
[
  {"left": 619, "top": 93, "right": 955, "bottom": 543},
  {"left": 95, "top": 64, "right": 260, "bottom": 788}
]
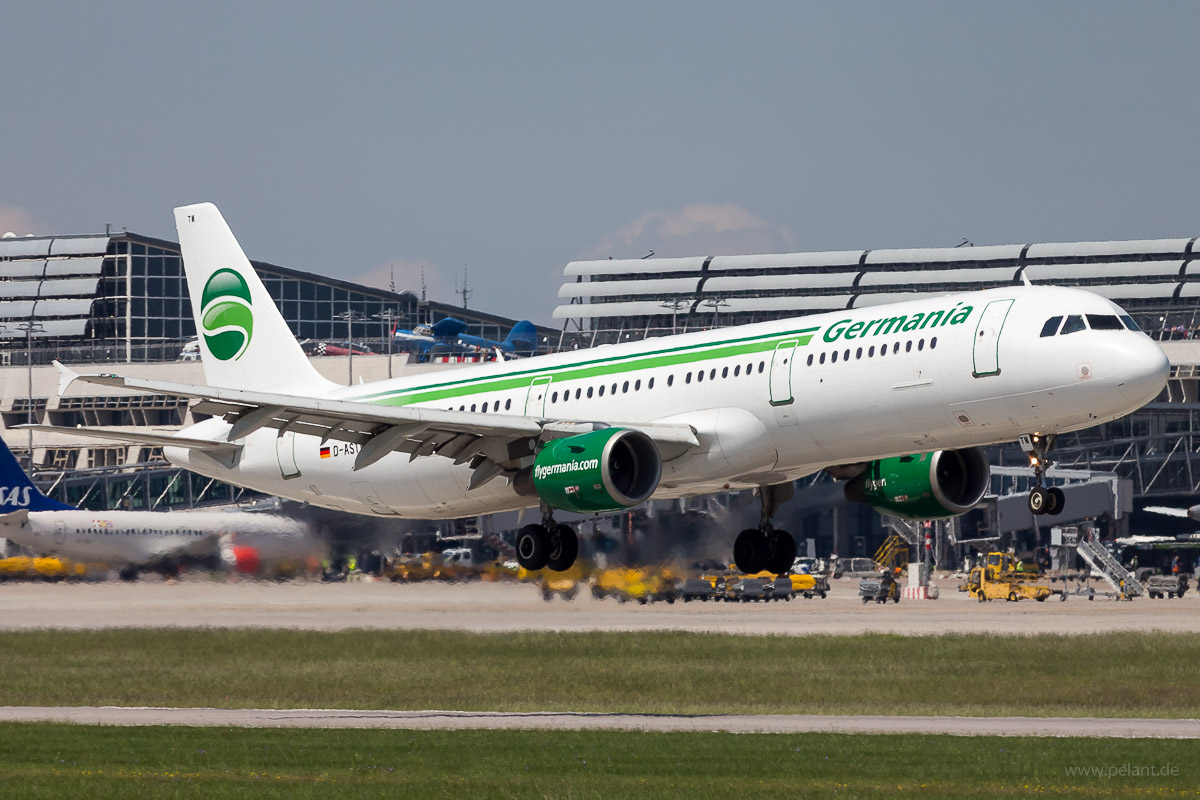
[{"left": 2, "top": 224, "right": 1199, "bottom": 563}]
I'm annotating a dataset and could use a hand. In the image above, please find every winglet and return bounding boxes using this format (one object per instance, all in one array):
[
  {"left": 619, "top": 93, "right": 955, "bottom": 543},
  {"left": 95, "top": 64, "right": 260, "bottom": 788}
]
[{"left": 52, "top": 360, "right": 79, "bottom": 397}]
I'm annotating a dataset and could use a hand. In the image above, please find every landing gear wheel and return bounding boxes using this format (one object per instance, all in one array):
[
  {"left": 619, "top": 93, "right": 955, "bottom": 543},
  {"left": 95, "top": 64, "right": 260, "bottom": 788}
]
[
  {"left": 545, "top": 524, "right": 579, "bottom": 572},
  {"left": 1046, "top": 487, "right": 1065, "bottom": 516},
  {"left": 516, "top": 524, "right": 550, "bottom": 571},
  {"left": 1028, "top": 487, "right": 1050, "bottom": 516},
  {"left": 765, "top": 530, "right": 796, "bottom": 575},
  {"left": 733, "top": 528, "right": 767, "bottom": 574}
]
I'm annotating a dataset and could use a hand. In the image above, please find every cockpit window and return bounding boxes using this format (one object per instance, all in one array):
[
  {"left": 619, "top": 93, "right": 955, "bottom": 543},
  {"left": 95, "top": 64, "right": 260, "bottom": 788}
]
[
  {"left": 1040, "top": 316, "right": 1063, "bottom": 337},
  {"left": 1119, "top": 314, "right": 1141, "bottom": 332},
  {"left": 1060, "top": 315, "right": 1086, "bottom": 335},
  {"left": 1086, "top": 314, "right": 1123, "bottom": 331}
]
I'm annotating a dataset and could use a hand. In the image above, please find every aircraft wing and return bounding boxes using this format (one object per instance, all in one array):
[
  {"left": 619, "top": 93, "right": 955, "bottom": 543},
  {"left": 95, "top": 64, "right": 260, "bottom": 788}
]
[
  {"left": 51, "top": 363, "right": 699, "bottom": 488},
  {"left": 430, "top": 317, "right": 468, "bottom": 338}
]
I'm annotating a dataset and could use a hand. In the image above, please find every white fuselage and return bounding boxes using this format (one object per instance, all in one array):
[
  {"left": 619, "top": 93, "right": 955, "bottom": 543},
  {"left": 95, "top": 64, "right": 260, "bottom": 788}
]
[
  {"left": 166, "top": 286, "right": 1168, "bottom": 519},
  {"left": 0, "top": 509, "right": 308, "bottom": 566}
]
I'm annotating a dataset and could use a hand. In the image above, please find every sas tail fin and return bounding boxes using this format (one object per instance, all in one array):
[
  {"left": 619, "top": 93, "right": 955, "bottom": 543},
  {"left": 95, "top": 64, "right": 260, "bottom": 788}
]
[
  {"left": 0, "top": 438, "right": 74, "bottom": 512},
  {"left": 502, "top": 320, "right": 538, "bottom": 356},
  {"left": 174, "top": 203, "right": 338, "bottom": 395}
]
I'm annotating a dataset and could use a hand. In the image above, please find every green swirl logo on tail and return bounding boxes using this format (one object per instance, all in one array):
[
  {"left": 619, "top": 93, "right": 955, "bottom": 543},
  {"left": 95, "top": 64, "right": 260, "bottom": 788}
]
[{"left": 200, "top": 269, "right": 253, "bottom": 361}]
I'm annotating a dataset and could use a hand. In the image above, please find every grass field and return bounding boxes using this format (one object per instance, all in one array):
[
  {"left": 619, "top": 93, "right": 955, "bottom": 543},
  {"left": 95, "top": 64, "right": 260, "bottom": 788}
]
[
  {"left": 0, "top": 723, "right": 1195, "bottom": 799},
  {"left": 2, "top": 629, "right": 1199, "bottom": 718}
]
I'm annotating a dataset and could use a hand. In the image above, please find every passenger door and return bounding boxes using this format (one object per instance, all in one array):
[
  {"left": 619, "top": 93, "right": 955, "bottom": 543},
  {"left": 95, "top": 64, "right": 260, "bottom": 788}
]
[
  {"left": 972, "top": 299, "right": 1014, "bottom": 377},
  {"left": 769, "top": 340, "right": 799, "bottom": 426}
]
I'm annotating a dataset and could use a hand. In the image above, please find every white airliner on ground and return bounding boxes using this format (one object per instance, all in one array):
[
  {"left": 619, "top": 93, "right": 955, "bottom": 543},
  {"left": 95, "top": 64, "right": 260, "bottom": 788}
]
[
  {"left": 0, "top": 437, "right": 321, "bottom": 579},
  {"left": 30, "top": 203, "right": 1169, "bottom": 575}
]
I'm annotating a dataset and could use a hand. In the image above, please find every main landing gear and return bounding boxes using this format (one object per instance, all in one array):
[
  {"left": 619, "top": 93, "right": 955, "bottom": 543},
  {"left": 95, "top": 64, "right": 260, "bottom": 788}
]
[
  {"left": 733, "top": 483, "right": 797, "bottom": 575},
  {"left": 515, "top": 513, "right": 579, "bottom": 572},
  {"left": 1021, "top": 433, "right": 1065, "bottom": 517}
]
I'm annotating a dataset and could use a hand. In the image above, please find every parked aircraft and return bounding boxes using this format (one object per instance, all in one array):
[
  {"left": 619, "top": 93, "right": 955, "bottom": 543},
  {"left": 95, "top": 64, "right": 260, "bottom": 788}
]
[
  {"left": 394, "top": 317, "right": 538, "bottom": 359},
  {"left": 32, "top": 203, "right": 1169, "bottom": 576},
  {"left": 0, "top": 437, "right": 322, "bottom": 579}
]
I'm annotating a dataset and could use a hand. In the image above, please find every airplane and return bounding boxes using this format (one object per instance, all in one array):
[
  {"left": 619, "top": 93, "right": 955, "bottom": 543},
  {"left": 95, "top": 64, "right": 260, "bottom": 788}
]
[
  {"left": 27, "top": 202, "right": 1170, "bottom": 577},
  {"left": 0, "top": 436, "right": 322, "bottom": 579},
  {"left": 394, "top": 317, "right": 539, "bottom": 359}
]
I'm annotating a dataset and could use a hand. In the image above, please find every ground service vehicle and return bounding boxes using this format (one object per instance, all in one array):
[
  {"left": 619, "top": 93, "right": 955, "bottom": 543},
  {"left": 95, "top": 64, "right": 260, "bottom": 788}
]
[
  {"left": 1145, "top": 574, "right": 1189, "bottom": 599},
  {"left": 859, "top": 574, "right": 900, "bottom": 603},
  {"left": 966, "top": 552, "right": 1052, "bottom": 602}
]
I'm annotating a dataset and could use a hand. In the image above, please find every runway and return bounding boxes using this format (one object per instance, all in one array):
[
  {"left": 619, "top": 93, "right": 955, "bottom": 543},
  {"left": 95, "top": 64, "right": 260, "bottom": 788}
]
[
  {"left": 2, "top": 577, "right": 1198, "bottom": 635},
  {"left": 2, "top": 705, "right": 1197, "bottom": 738}
]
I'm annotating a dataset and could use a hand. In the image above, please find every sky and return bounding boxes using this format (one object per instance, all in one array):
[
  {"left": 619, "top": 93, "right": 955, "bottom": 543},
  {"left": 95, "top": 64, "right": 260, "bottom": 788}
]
[{"left": 2, "top": 2, "right": 1198, "bottom": 326}]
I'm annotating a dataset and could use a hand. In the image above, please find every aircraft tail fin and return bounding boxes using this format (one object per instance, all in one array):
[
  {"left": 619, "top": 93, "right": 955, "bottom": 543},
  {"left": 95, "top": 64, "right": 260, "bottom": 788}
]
[
  {"left": 503, "top": 320, "right": 538, "bottom": 356},
  {"left": 174, "top": 203, "right": 338, "bottom": 395},
  {"left": 0, "top": 438, "right": 75, "bottom": 512}
]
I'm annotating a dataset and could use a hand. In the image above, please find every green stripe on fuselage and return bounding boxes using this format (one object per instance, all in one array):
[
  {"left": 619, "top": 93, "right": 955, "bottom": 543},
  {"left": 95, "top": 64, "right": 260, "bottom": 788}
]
[{"left": 358, "top": 327, "right": 818, "bottom": 407}]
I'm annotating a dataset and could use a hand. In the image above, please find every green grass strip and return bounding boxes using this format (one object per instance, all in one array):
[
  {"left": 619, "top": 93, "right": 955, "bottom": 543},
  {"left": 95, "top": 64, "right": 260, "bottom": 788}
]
[
  {"left": 2, "top": 629, "right": 1199, "bottom": 719},
  {"left": 0, "top": 724, "right": 1195, "bottom": 799}
]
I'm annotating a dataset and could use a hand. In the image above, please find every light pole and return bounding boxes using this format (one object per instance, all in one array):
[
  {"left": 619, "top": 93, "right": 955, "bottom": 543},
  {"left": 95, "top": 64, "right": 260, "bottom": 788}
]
[
  {"left": 16, "top": 321, "right": 44, "bottom": 470},
  {"left": 659, "top": 299, "right": 689, "bottom": 335},
  {"left": 703, "top": 298, "right": 730, "bottom": 329},
  {"left": 373, "top": 308, "right": 401, "bottom": 379},
  {"left": 333, "top": 308, "right": 364, "bottom": 385}
]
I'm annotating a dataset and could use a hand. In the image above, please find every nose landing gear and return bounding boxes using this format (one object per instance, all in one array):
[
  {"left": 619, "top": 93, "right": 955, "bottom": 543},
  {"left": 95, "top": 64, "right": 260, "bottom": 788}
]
[
  {"left": 733, "top": 483, "right": 797, "bottom": 575},
  {"left": 1021, "top": 433, "right": 1065, "bottom": 516}
]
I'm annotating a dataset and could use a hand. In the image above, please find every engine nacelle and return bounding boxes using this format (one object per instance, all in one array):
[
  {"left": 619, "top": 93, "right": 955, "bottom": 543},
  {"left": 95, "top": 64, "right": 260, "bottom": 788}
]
[
  {"left": 843, "top": 447, "right": 990, "bottom": 520},
  {"left": 514, "top": 428, "right": 661, "bottom": 514}
]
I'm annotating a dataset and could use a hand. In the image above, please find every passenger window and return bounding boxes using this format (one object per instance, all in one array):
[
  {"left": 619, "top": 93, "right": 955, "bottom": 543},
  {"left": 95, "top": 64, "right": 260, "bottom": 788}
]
[
  {"left": 856, "top": 347, "right": 862, "bottom": 359},
  {"left": 587, "top": 387, "right": 593, "bottom": 398},
  {"left": 575, "top": 388, "right": 581, "bottom": 399},
  {"left": 918, "top": 339, "right": 924, "bottom": 351},
  {"left": 1060, "top": 315, "right": 1086, "bottom": 335},
  {"left": 1119, "top": 315, "right": 1140, "bottom": 331},
  {"left": 708, "top": 368, "right": 715, "bottom": 380},
  {"left": 721, "top": 367, "right": 728, "bottom": 378},
  {"left": 843, "top": 349, "right": 849, "bottom": 361},
  {"left": 634, "top": 380, "right": 641, "bottom": 391},
  {"left": 758, "top": 361, "right": 765, "bottom": 373},
  {"left": 868, "top": 346, "right": 875, "bottom": 357},
  {"left": 505, "top": 399, "right": 511, "bottom": 410},
  {"left": 893, "top": 342, "right": 900, "bottom": 354},
  {"left": 930, "top": 337, "right": 937, "bottom": 349},
  {"left": 905, "top": 341, "right": 912, "bottom": 353},
  {"left": 1087, "top": 314, "right": 1123, "bottom": 331},
  {"left": 736, "top": 364, "right": 743, "bottom": 375},
  {"left": 648, "top": 377, "right": 655, "bottom": 389},
  {"left": 471, "top": 404, "right": 477, "bottom": 412},
  {"left": 819, "top": 353, "right": 826, "bottom": 364},
  {"left": 685, "top": 372, "right": 692, "bottom": 384},
  {"left": 611, "top": 383, "right": 618, "bottom": 394},
  {"left": 805, "top": 355, "right": 812, "bottom": 367},
  {"left": 831, "top": 351, "right": 838, "bottom": 363},
  {"left": 1040, "top": 316, "right": 1063, "bottom": 337},
  {"left": 697, "top": 371, "right": 704, "bottom": 383},
  {"left": 667, "top": 375, "right": 674, "bottom": 387},
  {"left": 622, "top": 381, "right": 630, "bottom": 393}
]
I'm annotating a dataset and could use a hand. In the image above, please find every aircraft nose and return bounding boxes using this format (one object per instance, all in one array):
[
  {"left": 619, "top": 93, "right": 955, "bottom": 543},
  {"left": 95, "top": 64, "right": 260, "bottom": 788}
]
[{"left": 1114, "top": 335, "right": 1169, "bottom": 408}]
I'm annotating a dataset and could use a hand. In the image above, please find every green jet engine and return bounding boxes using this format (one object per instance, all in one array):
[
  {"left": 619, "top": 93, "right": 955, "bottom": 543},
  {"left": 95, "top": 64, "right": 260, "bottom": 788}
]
[
  {"left": 514, "top": 428, "right": 661, "bottom": 514},
  {"left": 842, "top": 447, "right": 990, "bottom": 520}
]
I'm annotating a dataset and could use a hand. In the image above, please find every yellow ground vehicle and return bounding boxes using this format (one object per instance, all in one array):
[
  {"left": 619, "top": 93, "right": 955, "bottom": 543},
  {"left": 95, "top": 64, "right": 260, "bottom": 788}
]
[
  {"left": 592, "top": 566, "right": 675, "bottom": 604},
  {"left": 385, "top": 553, "right": 443, "bottom": 581},
  {"left": 534, "top": 561, "right": 589, "bottom": 601},
  {"left": 966, "top": 552, "right": 1052, "bottom": 602},
  {"left": 0, "top": 556, "right": 88, "bottom": 581}
]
